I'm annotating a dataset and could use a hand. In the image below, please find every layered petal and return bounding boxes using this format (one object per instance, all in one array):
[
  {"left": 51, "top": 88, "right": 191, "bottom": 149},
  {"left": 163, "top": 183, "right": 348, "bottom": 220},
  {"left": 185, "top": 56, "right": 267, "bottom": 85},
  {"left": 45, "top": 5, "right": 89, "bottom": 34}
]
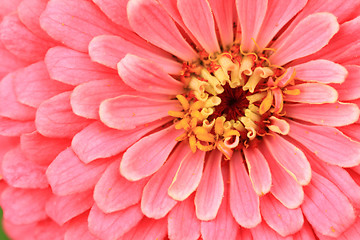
[
  {"left": 119, "top": 217, "right": 167, "bottom": 240},
  {"left": 92, "top": 0, "right": 131, "bottom": 30},
  {"left": 251, "top": 221, "right": 293, "bottom": 240},
  {"left": 65, "top": 214, "right": 98, "bottom": 240},
  {"left": 331, "top": 65, "right": 360, "bottom": 101},
  {"left": 284, "top": 83, "right": 338, "bottom": 104}
]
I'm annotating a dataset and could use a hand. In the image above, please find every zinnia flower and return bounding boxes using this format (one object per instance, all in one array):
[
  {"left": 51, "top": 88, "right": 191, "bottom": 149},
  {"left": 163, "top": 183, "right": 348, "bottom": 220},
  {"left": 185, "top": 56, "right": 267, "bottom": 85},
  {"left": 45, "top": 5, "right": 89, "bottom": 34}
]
[{"left": 0, "top": 0, "right": 360, "bottom": 239}]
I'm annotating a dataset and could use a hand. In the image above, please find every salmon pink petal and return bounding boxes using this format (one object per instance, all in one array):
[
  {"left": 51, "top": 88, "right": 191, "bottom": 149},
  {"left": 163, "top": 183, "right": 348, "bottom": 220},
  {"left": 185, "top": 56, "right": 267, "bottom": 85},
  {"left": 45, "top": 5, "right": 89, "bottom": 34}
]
[
  {"left": 72, "top": 119, "right": 170, "bottom": 164},
  {"left": 251, "top": 221, "right": 293, "bottom": 240},
  {"left": 89, "top": 35, "right": 182, "bottom": 74},
  {"left": 36, "top": 92, "right": 93, "bottom": 138},
  {"left": 121, "top": 125, "right": 182, "bottom": 181},
  {"left": 195, "top": 150, "right": 224, "bottom": 221},
  {"left": 118, "top": 54, "right": 184, "bottom": 95},
  {"left": 17, "top": 0, "right": 53, "bottom": 41},
  {"left": 178, "top": 0, "right": 220, "bottom": 54},
  {"left": 119, "top": 217, "right": 167, "bottom": 240},
  {"left": 331, "top": 65, "right": 360, "bottom": 101},
  {"left": 302, "top": 172, "right": 356, "bottom": 238},
  {"left": 284, "top": 83, "right": 338, "bottom": 104},
  {"left": 70, "top": 79, "right": 134, "bottom": 120},
  {"left": 201, "top": 165, "right": 240, "bottom": 240},
  {"left": 92, "top": 0, "right": 131, "bottom": 30},
  {"left": 168, "top": 150, "right": 205, "bottom": 201},
  {"left": 2, "top": 147, "right": 48, "bottom": 189},
  {"left": 94, "top": 159, "right": 148, "bottom": 213},
  {"left": 293, "top": 60, "right": 347, "bottom": 84},
  {"left": 236, "top": 0, "right": 268, "bottom": 52},
  {"left": 338, "top": 124, "right": 360, "bottom": 142},
  {"left": 46, "top": 148, "right": 109, "bottom": 196},
  {"left": 141, "top": 143, "right": 189, "bottom": 219},
  {"left": 14, "top": 61, "right": 73, "bottom": 108},
  {"left": 243, "top": 147, "right": 272, "bottom": 195},
  {"left": 260, "top": 194, "right": 304, "bottom": 237},
  {"left": 20, "top": 131, "right": 70, "bottom": 166},
  {"left": 127, "top": 0, "right": 198, "bottom": 61},
  {"left": 40, "top": 0, "right": 124, "bottom": 52},
  {"left": 0, "top": 117, "right": 35, "bottom": 137},
  {"left": 264, "top": 134, "right": 311, "bottom": 185},
  {"left": 65, "top": 214, "right": 98, "bottom": 240},
  {"left": 1, "top": 187, "right": 51, "bottom": 224},
  {"left": 45, "top": 46, "right": 118, "bottom": 86},
  {"left": 260, "top": 144, "right": 304, "bottom": 209},
  {"left": 46, "top": 191, "right": 93, "bottom": 225},
  {"left": 168, "top": 194, "right": 201, "bottom": 240},
  {"left": 100, "top": 95, "right": 180, "bottom": 130},
  {"left": 88, "top": 204, "right": 143, "bottom": 240},
  {"left": 287, "top": 120, "right": 360, "bottom": 167},
  {"left": 317, "top": 218, "right": 360, "bottom": 240},
  {"left": 256, "top": 0, "right": 307, "bottom": 49},
  {"left": 0, "top": 0, "right": 21, "bottom": 18},
  {"left": 0, "top": 42, "right": 28, "bottom": 79},
  {"left": 229, "top": 151, "right": 261, "bottom": 228},
  {"left": 0, "top": 14, "right": 55, "bottom": 62},
  {"left": 293, "top": 220, "right": 317, "bottom": 240},
  {"left": 270, "top": 13, "right": 339, "bottom": 66},
  {"left": 208, "top": 0, "right": 234, "bottom": 48},
  {"left": 284, "top": 103, "right": 360, "bottom": 127},
  {"left": 0, "top": 71, "right": 36, "bottom": 121}
]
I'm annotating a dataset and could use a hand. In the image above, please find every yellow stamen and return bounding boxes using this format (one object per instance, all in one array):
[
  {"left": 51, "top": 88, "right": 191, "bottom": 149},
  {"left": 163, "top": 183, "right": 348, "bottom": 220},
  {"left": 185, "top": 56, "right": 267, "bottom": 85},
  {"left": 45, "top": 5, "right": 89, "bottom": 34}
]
[
  {"left": 283, "top": 89, "right": 301, "bottom": 95},
  {"left": 223, "top": 130, "right": 240, "bottom": 138},
  {"left": 246, "top": 92, "right": 267, "bottom": 103},
  {"left": 175, "top": 132, "right": 188, "bottom": 141},
  {"left": 259, "top": 90, "right": 273, "bottom": 115},
  {"left": 196, "top": 141, "right": 214, "bottom": 151},
  {"left": 190, "top": 100, "right": 205, "bottom": 111},
  {"left": 176, "top": 95, "right": 189, "bottom": 111},
  {"left": 168, "top": 110, "right": 185, "bottom": 118},
  {"left": 217, "top": 141, "right": 233, "bottom": 160},
  {"left": 189, "top": 135, "right": 197, "bottom": 153},
  {"left": 175, "top": 118, "right": 190, "bottom": 130},
  {"left": 215, "top": 117, "right": 226, "bottom": 135}
]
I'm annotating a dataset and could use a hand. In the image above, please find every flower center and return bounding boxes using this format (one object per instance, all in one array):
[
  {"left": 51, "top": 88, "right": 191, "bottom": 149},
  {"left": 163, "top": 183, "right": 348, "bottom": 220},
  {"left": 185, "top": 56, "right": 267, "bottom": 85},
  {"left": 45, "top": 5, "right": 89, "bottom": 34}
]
[{"left": 169, "top": 44, "right": 300, "bottom": 159}]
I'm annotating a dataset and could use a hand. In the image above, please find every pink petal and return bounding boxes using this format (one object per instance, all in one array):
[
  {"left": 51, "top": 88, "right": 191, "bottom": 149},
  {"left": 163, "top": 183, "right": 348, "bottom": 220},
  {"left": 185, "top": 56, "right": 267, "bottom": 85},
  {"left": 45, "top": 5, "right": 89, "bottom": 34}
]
[
  {"left": 243, "top": 147, "right": 272, "bottom": 195},
  {"left": 46, "top": 148, "right": 109, "bottom": 196},
  {"left": 195, "top": 150, "right": 224, "bottom": 221},
  {"left": 70, "top": 79, "right": 134, "bottom": 120},
  {"left": 2, "top": 146, "right": 48, "bottom": 189},
  {"left": 127, "top": 0, "right": 198, "bottom": 61},
  {"left": 260, "top": 194, "right": 304, "bottom": 237},
  {"left": 284, "top": 83, "right": 338, "bottom": 104},
  {"left": 177, "top": 0, "right": 220, "bottom": 54},
  {"left": 121, "top": 125, "right": 181, "bottom": 181},
  {"left": 293, "top": 220, "right": 316, "bottom": 240},
  {"left": 251, "top": 221, "right": 293, "bottom": 240},
  {"left": 0, "top": 0, "right": 22, "bottom": 19},
  {"left": 141, "top": 143, "right": 189, "bottom": 219},
  {"left": 32, "top": 219, "right": 66, "bottom": 240},
  {"left": 208, "top": 0, "right": 234, "bottom": 48},
  {"left": 0, "top": 117, "right": 35, "bottom": 137},
  {"left": 88, "top": 204, "right": 143, "bottom": 240},
  {"left": 14, "top": 61, "right": 73, "bottom": 108},
  {"left": 17, "top": 0, "right": 54, "bottom": 41},
  {"left": 100, "top": 95, "right": 180, "bottom": 130},
  {"left": 229, "top": 151, "right": 261, "bottom": 228},
  {"left": 168, "top": 150, "right": 205, "bottom": 201},
  {"left": 94, "top": 159, "right": 148, "bottom": 213},
  {"left": 270, "top": 13, "right": 339, "bottom": 66},
  {"left": 236, "top": 0, "right": 268, "bottom": 52},
  {"left": 302, "top": 172, "right": 356, "bottom": 238},
  {"left": 118, "top": 54, "right": 184, "bottom": 95},
  {"left": 317, "top": 218, "right": 360, "bottom": 240},
  {"left": 0, "top": 136, "right": 18, "bottom": 171},
  {"left": 65, "top": 214, "right": 98, "bottom": 240},
  {"left": 1, "top": 187, "right": 51, "bottom": 224},
  {"left": 168, "top": 194, "right": 201, "bottom": 240},
  {"left": 35, "top": 91, "right": 93, "bottom": 138},
  {"left": 256, "top": 0, "right": 307, "bottom": 49},
  {"left": 264, "top": 134, "right": 311, "bottom": 185},
  {"left": 260, "top": 144, "right": 304, "bottom": 209},
  {"left": 338, "top": 124, "right": 360, "bottom": 142},
  {"left": 0, "top": 71, "right": 36, "bottom": 121},
  {"left": 201, "top": 165, "right": 240, "bottom": 240},
  {"left": 20, "top": 131, "right": 70, "bottom": 166},
  {"left": 40, "top": 0, "right": 124, "bottom": 52},
  {"left": 331, "top": 65, "right": 360, "bottom": 101},
  {"left": 45, "top": 46, "right": 118, "bottom": 86},
  {"left": 46, "top": 191, "right": 93, "bottom": 225},
  {"left": 92, "top": 0, "right": 131, "bottom": 30},
  {"left": 72, "top": 119, "right": 170, "bottom": 164},
  {"left": 284, "top": 102, "right": 360, "bottom": 127},
  {"left": 287, "top": 120, "right": 360, "bottom": 167},
  {"left": 0, "top": 41, "right": 29, "bottom": 79},
  {"left": 293, "top": 59, "right": 347, "bottom": 84},
  {"left": 88, "top": 35, "right": 182, "bottom": 75},
  {"left": 0, "top": 14, "right": 55, "bottom": 62},
  {"left": 119, "top": 217, "right": 168, "bottom": 240}
]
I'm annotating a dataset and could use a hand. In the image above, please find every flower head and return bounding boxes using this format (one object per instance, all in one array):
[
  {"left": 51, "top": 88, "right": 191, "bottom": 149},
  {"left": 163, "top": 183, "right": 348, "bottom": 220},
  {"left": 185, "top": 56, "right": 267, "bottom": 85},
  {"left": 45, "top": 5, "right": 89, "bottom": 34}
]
[{"left": 0, "top": 0, "right": 360, "bottom": 239}]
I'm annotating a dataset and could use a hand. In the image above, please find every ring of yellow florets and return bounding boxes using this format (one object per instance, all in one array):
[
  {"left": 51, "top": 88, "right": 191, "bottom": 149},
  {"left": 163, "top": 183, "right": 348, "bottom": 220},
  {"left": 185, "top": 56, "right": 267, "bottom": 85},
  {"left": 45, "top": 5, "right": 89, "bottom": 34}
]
[{"left": 169, "top": 44, "right": 300, "bottom": 159}]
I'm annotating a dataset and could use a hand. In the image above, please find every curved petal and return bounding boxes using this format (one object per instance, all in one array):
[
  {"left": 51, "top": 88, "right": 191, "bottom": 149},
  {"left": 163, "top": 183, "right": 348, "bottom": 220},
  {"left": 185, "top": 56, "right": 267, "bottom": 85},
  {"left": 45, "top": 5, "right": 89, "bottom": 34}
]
[
  {"left": 65, "top": 214, "right": 98, "bottom": 240},
  {"left": 270, "top": 13, "right": 339, "bottom": 66},
  {"left": 284, "top": 83, "right": 338, "bottom": 104},
  {"left": 127, "top": 0, "right": 198, "bottom": 61},
  {"left": 251, "top": 221, "right": 291, "bottom": 240},
  {"left": 331, "top": 65, "right": 360, "bottom": 101},
  {"left": 118, "top": 54, "right": 184, "bottom": 95},
  {"left": 338, "top": 124, "right": 360, "bottom": 142},
  {"left": 92, "top": 0, "right": 131, "bottom": 30},
  {"left": 119, "top": 217, "right": 167, "bottom": 240}
]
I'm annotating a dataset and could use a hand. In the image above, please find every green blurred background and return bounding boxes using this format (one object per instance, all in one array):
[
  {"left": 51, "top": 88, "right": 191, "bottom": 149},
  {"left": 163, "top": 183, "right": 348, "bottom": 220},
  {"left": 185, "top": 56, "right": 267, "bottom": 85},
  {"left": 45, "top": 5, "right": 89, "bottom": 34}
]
[{"left": 0, "top": 208, "right": 9, "bottom": 240}]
